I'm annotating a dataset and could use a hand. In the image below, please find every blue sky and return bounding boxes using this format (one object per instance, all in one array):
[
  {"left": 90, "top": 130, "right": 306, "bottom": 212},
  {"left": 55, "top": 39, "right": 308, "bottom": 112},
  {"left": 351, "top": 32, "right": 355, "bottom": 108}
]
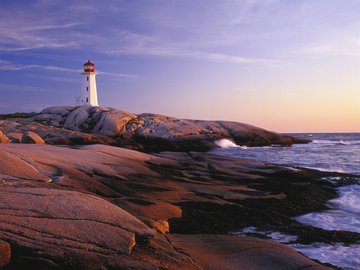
[{"left": 1, "top": 0, "right": 360, "bottom": 132}]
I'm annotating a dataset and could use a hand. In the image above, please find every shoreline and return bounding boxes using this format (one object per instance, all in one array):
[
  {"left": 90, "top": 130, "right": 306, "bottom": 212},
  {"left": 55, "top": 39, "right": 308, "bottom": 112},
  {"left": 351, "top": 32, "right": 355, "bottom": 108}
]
[
  {"left": 1, "top": 109, "right": 358, "bottom": 269},
  {"left": 0, "top": 143, "right": 358, "bottom": 269}
]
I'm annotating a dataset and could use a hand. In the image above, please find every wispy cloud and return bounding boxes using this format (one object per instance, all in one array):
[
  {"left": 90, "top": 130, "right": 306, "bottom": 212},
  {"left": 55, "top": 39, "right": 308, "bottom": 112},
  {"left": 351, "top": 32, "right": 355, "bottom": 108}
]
[
  {"left": 0, "top": 24, "right": 79, "bottom": 52},
  {"left": 298, "top": 38, "right": 360, "bottom": 58},
  {"left": 0, "top": 83, "right": 48, "bottom": 92},
  {"left": 107, "top": 46, "right": 280, "bottom": 65},
  {"left": 97, "top": 71, "right": 138, "bottom": 79},
  {"left": 0, "top": 59, "right": 137, "bottom": 79},
  {"left": 105, "top": 29, "right": 281, "bottom": 65},
  {"left": 0, "top": 4, "right": 83, "bottom": 52},
  {"left": 21, "top": 23, "right": 83, "bottom": 32}
]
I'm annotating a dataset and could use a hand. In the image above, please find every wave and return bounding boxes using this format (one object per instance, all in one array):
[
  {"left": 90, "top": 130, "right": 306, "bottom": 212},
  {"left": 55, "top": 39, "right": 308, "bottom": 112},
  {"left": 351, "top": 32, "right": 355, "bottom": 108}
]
[
  {"left": 304, "top": 166, "right": 345, "bottom": 173},
  {"left": 214, "top": 139, "right": 246, "bottom": 149},
  {"left": 312, "top": 139, "right": 360, "bottom": 146},
  {"left": 296, "top": 185, "right": 360, "bottom": 233},
  {"left": 330, "top": 185, "right": 360, "bottom": 213},
  {"left": 291, "top": 243, "right": 360, "bottom": 270},
  {"left": 234, "top": 226, "right": 360, "bottom": 269}
]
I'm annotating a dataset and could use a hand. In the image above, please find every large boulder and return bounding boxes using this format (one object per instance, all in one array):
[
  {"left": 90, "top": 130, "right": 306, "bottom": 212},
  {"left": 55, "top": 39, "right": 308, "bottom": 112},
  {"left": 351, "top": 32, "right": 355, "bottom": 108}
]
[
  {"left": 64, "top": 106, "right": 92, "bottom": 131},
  {"left": 62, "top": 106, "right": 136, "bottom": 136},
  {"left": 0, "top": 239, "right": 11, "bottom": 268},
  {"left": 41, "top": 106, "right": 74, "bottom": 116},
  {"left": 169, "top": 235, "right": 332, "bottom": 270},
  {"left": 0, "top": 187, "right": 154, "bottom": 269},
  {"left": 6, "top": 132, "right": 22, "bottom": 143},
  {"left": 21, "top": 131, "right": 45, "bottom": 144},
  {"left": 0, "top": 130, "right": 10, "bottom": 143},
  {"left": 93, "top": 108, "right": 136, "bottom": 136}
]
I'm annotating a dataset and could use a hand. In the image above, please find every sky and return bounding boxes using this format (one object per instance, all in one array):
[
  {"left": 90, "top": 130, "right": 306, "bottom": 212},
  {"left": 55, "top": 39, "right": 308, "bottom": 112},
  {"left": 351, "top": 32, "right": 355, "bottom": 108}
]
[{"left": 0, "top": 0, "right": 359, "bottom": 132}]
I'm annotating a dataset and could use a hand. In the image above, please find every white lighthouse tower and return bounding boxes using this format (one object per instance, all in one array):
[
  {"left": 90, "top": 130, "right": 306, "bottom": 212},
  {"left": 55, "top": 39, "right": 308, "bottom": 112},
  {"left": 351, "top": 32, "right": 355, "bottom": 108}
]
[{"left": 76, "top": 60, "right": 99, "bottom": 106}]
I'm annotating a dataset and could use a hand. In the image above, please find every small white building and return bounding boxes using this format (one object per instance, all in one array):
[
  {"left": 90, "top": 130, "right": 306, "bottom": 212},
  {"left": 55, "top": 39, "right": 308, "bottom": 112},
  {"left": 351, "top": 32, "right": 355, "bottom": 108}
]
[{"left": 76, "top": 60, "right": 99, "bottom": 106}]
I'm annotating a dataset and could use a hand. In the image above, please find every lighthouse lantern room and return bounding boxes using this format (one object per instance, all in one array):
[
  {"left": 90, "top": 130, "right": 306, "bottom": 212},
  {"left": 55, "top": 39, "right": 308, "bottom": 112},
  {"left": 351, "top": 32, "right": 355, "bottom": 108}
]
[{"left": 76, "top": 60, "right": 99, "bottom": 106}]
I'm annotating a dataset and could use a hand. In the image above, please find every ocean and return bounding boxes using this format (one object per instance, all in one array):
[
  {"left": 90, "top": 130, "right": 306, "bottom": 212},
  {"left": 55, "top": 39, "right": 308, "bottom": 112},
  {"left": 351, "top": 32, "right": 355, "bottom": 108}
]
[{"left": 211, "top": 133, "right": 360, "bottom": 270}]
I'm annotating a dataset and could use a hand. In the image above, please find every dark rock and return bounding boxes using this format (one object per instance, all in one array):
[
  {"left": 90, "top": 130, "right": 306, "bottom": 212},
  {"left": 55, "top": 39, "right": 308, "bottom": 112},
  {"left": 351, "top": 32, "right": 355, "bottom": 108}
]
[
  {"left": 0, "top": 239, "right": 11, "bottom": 268},
  {"left": 21, "top": 131, "right": 45, "bottom": 144},
  {"left": 5, "top": 132, "right": 22, "bottom": 143}
]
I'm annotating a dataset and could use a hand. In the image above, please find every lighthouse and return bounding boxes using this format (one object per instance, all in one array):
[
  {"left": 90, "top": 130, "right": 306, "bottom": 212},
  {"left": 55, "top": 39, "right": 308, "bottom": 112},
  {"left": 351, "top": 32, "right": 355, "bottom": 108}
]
[{"left": 76, "top": 60, "right": 99, "bottom": 106}]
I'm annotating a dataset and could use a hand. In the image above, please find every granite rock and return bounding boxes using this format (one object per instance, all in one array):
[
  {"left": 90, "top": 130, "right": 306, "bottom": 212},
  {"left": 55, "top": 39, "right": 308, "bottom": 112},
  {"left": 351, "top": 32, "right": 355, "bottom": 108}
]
[
  {"left": 21, "top": 131, "right": 45, "bottom": 144},
  {"left": 0, "top": 106, "right": 309, "bottom": 151},
  {"left": 0, "top": 130, "right": 10, "bottom": 143},
  {"left": 0, "top": 143, "right": 347, "bottom": 269}
]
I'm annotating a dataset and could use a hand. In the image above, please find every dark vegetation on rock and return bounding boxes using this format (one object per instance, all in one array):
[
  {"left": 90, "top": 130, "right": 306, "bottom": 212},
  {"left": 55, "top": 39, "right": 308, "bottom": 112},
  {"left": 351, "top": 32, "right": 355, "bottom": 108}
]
[{"left": 0, "top": 112, "right": 37, "bottom": 120}]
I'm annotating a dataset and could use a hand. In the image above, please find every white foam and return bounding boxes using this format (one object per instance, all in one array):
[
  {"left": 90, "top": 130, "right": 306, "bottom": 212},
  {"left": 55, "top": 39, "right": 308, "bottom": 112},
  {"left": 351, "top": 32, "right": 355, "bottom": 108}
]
[
  {"left": 311, "top": 139, "right": 360, "bottom": 146},
  {"left": 296, "top": 210, "right": 360, "bottom": 233},
  {"left": 296, "top": 185, "right": 360, "bottom": 233},
  {"left": 267, "top": 231, "right": 298, "bottom": 243},
  {"left": 312, "top": 140, "right": 337, "bottom": 144},
  {"left": 233, "top": 227, "right": 297, "bottom": 243},
  {"left": 291, "top": 243, "right": 360, "bottom": 270},
  {"left": 330, "top": 185, "right": 360, "bottom": 214},
  {"left": 304, "top": 165, "right": 345, "bottom": 173},
  {"left": 214, "top": 139, "right": 240, "bottom": 148},
  {"left": 235, "top": 227, "right": 360, "bottom": 269}
]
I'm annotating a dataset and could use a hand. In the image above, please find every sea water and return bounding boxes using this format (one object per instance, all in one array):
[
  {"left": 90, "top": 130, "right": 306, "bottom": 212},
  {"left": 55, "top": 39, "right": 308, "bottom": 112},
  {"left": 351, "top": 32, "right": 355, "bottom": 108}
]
[{"left": 211, "top": 133, "right": 360, "bottom": 270}]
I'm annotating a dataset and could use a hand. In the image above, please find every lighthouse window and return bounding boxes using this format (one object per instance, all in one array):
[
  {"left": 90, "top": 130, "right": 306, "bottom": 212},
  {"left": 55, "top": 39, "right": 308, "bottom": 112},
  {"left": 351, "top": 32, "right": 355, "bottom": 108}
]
[
  {"left": 86, "top": 87, "right": 89, "bottom": 91},
  {"left": 86, "top": 98, "right": 89, "bottom": 103},
  {"left": 87, "top": 76, "right": 89, "bottom": 81}
]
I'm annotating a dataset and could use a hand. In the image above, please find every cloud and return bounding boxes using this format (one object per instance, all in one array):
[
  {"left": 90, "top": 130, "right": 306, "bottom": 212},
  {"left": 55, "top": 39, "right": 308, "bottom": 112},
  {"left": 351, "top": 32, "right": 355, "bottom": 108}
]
[
  {"left": 21, "top": 23, "right": 83, "bottom": 32},
  {"left": 300, "top": 44, "right": 336, "bottom": 54},
  {"left": 0, "top": 3, "right": 83, "bottom": 52},
  {"left": 0, "top": 1, "right": 281, "bottom": 62},
  {"left": 97, "top": 71, "right": 138, "bottom": 79},
  {"left": 0, "top": 59, "right": 137, "bottom": 79},
  {"left": 0, "top": 25, "right": 79, "bottom": 52},
  {"left": 106, "top": 45, "right": 280, "bottom": 65},
  {"left": 298, "top": 39, "right": 360, "bottom": 57},
  {"left": 0, "top": 83, "right": 48, "bottom": 92},
  {"left": 104, "top": 29, "right": 281, "bottom": 65},
  {"left": 191, "top": 52, "right": 280, "bottom": 64}
]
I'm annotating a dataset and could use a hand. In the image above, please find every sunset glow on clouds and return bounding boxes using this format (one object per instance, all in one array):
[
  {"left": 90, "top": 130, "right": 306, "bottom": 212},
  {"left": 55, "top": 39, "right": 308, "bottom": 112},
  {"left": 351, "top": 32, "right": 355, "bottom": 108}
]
[{"left": 0, "top": 0, "right": 359, "bottom": 132}]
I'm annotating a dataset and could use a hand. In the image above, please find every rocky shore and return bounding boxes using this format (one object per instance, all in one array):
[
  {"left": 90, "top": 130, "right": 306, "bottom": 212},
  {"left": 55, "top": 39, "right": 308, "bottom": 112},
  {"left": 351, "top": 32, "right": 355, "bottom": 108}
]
[
  {"left": 0, "top": 143, "right": 357, "bottom": 269},
  {"left": 1, "top": 107, "right": 353, "bottom": 269},
  {"left": 0, "top": 106, "right": 309, "bottom": 152}
]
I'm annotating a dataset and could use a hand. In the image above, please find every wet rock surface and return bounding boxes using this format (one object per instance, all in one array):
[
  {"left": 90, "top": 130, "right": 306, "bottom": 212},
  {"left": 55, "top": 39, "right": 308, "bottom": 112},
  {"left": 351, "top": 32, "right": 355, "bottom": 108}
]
[
  {"left": 0, "top": 106, "right": 309, "bottom": 151},
  {"left": 0, "top": 144, "right": 351, "bottom": 269}
]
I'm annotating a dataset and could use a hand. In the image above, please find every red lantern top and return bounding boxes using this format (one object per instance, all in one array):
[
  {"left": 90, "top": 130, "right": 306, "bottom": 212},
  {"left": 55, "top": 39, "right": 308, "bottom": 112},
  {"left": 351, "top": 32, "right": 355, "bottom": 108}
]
[{"left": 83, "top": 60, "right": 95, "bottom": 72}]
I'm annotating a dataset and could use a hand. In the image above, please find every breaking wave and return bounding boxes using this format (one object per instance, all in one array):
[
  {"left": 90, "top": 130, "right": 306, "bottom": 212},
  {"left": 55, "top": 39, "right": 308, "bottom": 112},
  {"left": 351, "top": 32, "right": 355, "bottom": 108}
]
[
  {"left": 291, "top": 243, "right": 360, "bottom": 270},
  {"left": 214, "top": 139, "right": 240, "bottom": 148},
  {"left": 296, "top": 185, "right": 360, "bottom": 233}
]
